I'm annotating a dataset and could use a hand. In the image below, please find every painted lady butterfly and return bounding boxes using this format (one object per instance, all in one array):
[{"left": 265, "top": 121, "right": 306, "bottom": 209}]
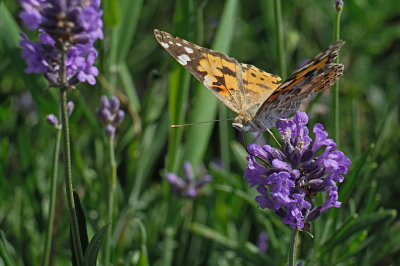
[{"left": 154, "top": 29, "right": 344, "bottom": 132}]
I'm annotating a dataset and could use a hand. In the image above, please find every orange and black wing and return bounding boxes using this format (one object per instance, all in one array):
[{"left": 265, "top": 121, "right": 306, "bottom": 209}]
[
  {"left": 240, "top": 63, "right": 282, "bottom": 117},
  {"left": 154, "top": 29, "right": 245, "bottom": 114},
  {"left": 256, "top": 40, "right": 345, "bottom": 120}
]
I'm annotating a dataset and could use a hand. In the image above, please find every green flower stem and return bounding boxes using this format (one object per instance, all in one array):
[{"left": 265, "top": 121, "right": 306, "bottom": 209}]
[
  {"left": 43, "top": 125, "right": 61, "bottom": 266},
  {"left": 60, "top": 48, "right": 84, "bottom": 266},
  {"left": 104, "top": 134, "right": 117, "bottom": 266},
  {"left": 273, "top": 0, "right": 287, "bottom": 78},
  {"left": 288, "top": 228, "right": 299, "bottom": 266},
  {"left": 331, "top": 5, "right": 342, "bottom": 146}
]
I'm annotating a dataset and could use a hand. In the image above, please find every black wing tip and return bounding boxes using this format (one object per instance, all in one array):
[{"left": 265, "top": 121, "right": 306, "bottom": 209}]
[
  {"left": 154, "top": 29, "right": 162, "bottom": 41},
  {"left": 154, "top": 29, "right": 176, "bottom": 44}
]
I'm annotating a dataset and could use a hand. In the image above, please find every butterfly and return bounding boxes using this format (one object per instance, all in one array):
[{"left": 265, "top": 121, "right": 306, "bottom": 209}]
[{"left": 154, "top": 29, "right": 344, "bottom": 132}]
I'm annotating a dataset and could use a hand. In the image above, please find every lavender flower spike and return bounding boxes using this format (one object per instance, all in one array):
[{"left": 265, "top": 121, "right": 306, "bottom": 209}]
[
  {"left": 166, "top": 161, "right": 212, "bottom": 198},
  {"left": 19, "top": 0, "right": 103, "bottom": 87},
  {"left": 97, "top": 95, "right": 125, "bottom": 137},
  {"left": 244, "top": 111, "right": 351, "bottom": 231}
]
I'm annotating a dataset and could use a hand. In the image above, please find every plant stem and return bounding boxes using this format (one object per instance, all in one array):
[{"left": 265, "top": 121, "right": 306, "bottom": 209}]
[
  {"left": 273, "top": 0, "right": 287, "bottom": 78},
  {"left": 288, "top": 228, "right": 299, "bottom": 266},
  {"left": 60, "top": 48, "right": 84, "bottom": 266},
  {"left": 104, "top": 135, "right": 117, "bottom": 266},
  {"left": 43, "top": 125, "right": 61, "bottom": 266},
  {"left": 331, "top": 4, "right": 342, "bottom": 146}
]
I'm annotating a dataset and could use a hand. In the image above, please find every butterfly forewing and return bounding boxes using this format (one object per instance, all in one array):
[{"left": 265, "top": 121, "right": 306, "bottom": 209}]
[{"left": 154, "top": 29, "right": 245, "bottom": 114}]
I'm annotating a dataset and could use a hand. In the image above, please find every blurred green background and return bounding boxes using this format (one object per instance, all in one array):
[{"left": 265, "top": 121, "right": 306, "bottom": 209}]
[{"left": 1, "top": 0, "right": 400, "bottom": 265}]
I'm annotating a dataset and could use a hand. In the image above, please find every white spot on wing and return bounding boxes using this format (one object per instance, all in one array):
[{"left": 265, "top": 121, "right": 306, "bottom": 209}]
[
  {"left": 184, "top": 47, "right": 194, "bottom": 53},
  {"left": 176, "top": 43, "right": 182, "bottom": 47},
  {"left": 161, "top": 42, "right": 169, "bottom": 48},
  {"left": 204, "top": 75, "right": 213, "bottom": 86},
  {"left": 177, "top": 54, "right": 191, "bottom": 65},
  {"left": 169, "top": 41, "right": 173, "bottom": 44}
]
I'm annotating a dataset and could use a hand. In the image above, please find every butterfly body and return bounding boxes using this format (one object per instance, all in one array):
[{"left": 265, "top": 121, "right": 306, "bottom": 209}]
[{"left": 154, "top": 29, "right": 344, "bottom": 132}]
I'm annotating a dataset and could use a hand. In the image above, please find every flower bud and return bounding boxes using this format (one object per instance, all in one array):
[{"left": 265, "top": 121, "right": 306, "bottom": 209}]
[
  {"left": 105, "top": 124, "right": 115, "bottom": 137},
  {"left": 67, "top": 101, "right": 74, "bottom": 116},
  {"left": 109, "top": 96, "right": 120, "bottom": 113},
  {"left": 112, "top": 110, "right": 125, "bottom": 125},
  {"left": 46, "top": 114, "right": 58, "bottom": 126}
]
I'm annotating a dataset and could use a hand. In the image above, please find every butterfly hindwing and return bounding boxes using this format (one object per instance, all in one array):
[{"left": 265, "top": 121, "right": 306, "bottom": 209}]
[
  {"left": 154, "top": 29, "right": 245, "bottom": 114},
  {"left": 255, "top": 40, "right": 345, "bottom": 122}
]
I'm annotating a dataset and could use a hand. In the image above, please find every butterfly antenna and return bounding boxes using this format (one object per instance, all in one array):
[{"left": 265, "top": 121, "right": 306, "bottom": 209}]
[
  {"left": 266, "top": 128, "right": 282, "bottom": 148},
  {"left": 171, "top": 118, "right": 234, "bottom": 128},
  {"left": 241, "top": 130, "right": 247, "bottom": 149}
]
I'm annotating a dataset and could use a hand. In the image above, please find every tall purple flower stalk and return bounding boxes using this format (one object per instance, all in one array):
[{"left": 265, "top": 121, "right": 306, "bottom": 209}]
[
  {"left": 19, "top": 2, "right": 104, "bottom": 265},
  {"left": 19, "top": 0, "right": 103, "bottom": 86},
  {"left": 244, "top": 112, "right": 351, "bottom": 231}
]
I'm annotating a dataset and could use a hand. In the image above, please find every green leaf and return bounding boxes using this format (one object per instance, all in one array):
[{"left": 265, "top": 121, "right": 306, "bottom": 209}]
[
  {"left": 133, "top": 219, "right": 149, "bottom": 266},
  {"left": 103, "top": 0, "right": 120, "bottom": 27},
  {"left": 0, "top": 4, "right": 21, "bottom": 48},
  {"left": 321, "top": 210, "right": 396, "bottom": 253},
  {"left": 190, "top": 223, "right": 238, "bottom": 249},
  {"left": 128, "top": 115, "right": 169, "bottom": 204},
  {"left": 0, "top": 230, "right": 16, "bottom": 266},
  {"left": 334, "top": 230, "right": 367, "bottom": 264},
  {"left": 183, "top": 0, "right": 239, "bottom": 169},
  {"left": 339, "top": 144, "right": 373, "bottom": 203},
  {"left": 71, "top": 191, "right": 89, "bottom": 266},
  {"left": 156, "top": 227, "right": 175, "bottom": 266},
  {"left": 109, "top": 0, "right": 144, "bottom": 66},
  {"left": 230, "top": 140, "right": 249, "bottom": 171},
  {"left": 165, "top": 0, "right": 194, "bottom": 173},
  {"left": 83, "top": 224, "right": 110, "bottom": 266}
]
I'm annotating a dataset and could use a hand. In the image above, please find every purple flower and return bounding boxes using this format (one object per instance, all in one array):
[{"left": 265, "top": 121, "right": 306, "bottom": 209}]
[
  {"left": 96, "top": 95, "right": 125, "bottom": 137},
  {"left": 46, "top": 114, "right": 59, "bottom": 127},
  {"left": 19, "top": 0, "right": 103, "bottom": 87},
  {"left": 166, "top": 162, "right": 212, "bottom": 199},
  {"left": 286, "top": 263, "right": 303, "bottom": 266},
  {"left": 244, "top": 111, "right": 351, "bottom": 230},
  {"left": 105, "top": 125, "right": 116, "bottom": 137},
  {"left": 67, "top": 101, "right": 74, "bottom": 116},
  {"left": 257, "top": 232, "right": 269, "bottom": 252},
  {"left": 46, "top": 100, "right": 74, "bottom": 127},
  {"left": 335, "top": 0, "right": 344, "bottom": 11}
]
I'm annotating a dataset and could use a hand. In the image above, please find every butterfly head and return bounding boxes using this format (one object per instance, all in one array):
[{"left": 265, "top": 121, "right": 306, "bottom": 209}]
[
  {"left": 232, "top": 116, "right": 250, "bottom": 131},
  {"left": 232, "top": 116, "right": 256, "bottom": 132},
  {"left": 233, "top": 115, "right": 275, "bottom": 132}
]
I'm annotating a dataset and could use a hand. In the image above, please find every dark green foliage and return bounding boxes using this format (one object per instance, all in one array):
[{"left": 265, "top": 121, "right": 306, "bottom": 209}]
[
  {"left": 71, "top": 192, "right": 89, "bottom": 266},
  {"left": 84, "top": 223, "right": 110, "bottom": 266}
]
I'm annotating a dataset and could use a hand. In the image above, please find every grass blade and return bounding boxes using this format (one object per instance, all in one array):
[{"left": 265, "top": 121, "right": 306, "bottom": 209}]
[{"left": 183, "top": 0, "right": 239, "bottom": 169}]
